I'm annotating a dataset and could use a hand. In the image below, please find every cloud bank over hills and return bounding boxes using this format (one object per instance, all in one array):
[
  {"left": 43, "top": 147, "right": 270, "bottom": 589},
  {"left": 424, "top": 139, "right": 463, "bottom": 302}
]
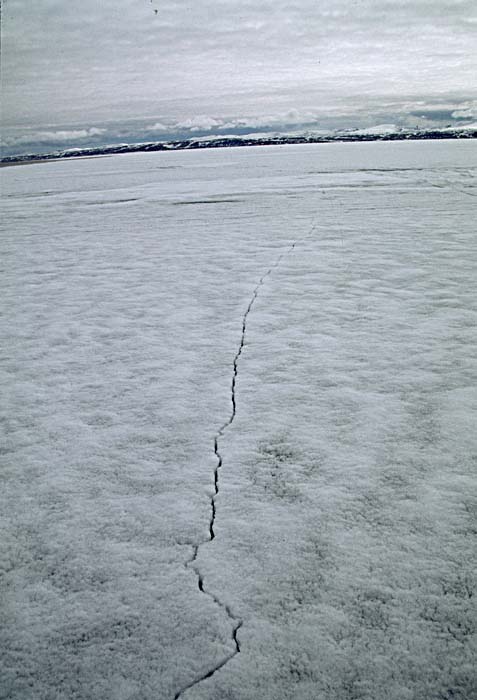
[
  {"left": 3, "top": 101, "right": 477, "bottom": 157},
  {"left": 2, "top": 0, "right": 476, "bottom": 155}
]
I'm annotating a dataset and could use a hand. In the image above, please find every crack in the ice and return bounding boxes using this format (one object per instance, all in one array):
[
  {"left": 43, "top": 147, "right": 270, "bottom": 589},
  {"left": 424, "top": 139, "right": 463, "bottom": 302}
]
[
  {"left": 174, "top": 237, "right": 301, "bottom": 699},
  {"left": 429, "top": 181, "right": 477, "bottom": 198}
]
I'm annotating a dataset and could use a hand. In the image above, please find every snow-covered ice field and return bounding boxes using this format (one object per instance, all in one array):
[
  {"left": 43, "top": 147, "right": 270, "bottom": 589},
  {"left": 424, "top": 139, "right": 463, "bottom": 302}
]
[{"left": 1, "top": 141, "right": 476, "bottom": 700}]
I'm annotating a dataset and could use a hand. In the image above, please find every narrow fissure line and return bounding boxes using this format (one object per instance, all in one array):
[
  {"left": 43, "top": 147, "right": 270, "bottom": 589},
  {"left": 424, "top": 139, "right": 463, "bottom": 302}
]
[
  {"left": 174, "top": 235, "right": 306, "bottom": 699},
  {"left": 429, "top": 181, "right": 477, "bottom": 198}
]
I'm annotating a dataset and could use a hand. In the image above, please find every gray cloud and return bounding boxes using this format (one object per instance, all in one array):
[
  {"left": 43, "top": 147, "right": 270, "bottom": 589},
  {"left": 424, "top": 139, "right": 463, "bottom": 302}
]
[{"left": 2, "top": 0, "right": 476, "bottom": 148}]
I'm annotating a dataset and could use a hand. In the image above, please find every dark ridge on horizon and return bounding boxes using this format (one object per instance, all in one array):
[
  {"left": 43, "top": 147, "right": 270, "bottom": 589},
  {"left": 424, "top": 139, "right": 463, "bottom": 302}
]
[{"left": 2, "top": 127, "right": 476, "bottom": 165}]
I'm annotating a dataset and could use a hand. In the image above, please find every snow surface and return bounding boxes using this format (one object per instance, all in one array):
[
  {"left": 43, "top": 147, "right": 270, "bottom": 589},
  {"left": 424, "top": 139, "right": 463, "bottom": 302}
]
[{"left": 1, "top": 140, "right": 476, "bottom": 700}]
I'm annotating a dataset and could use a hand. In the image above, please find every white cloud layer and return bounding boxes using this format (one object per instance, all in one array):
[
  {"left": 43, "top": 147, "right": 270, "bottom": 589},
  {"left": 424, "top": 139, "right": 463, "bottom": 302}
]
[
  {"left": 146, "top": 110, "right": 323, "bottom": 134},
  {"left": 2, "top": 128, "right": 106, "bottom": 147},
  {"left": 452, "top": 100, "right": 477, "bottom": 119}
]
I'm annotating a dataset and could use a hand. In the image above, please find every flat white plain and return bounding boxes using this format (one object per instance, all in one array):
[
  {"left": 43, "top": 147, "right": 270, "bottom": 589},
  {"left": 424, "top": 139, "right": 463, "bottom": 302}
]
[{"left": 1, "top": 141, "right": 476, "bottom": 700}]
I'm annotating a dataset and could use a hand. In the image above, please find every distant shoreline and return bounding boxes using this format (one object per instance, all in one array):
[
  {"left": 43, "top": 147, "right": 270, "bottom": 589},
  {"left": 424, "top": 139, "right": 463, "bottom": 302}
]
[
  {"left": 2, "top": 129, "right": 476, "bottom": 167},
  {"left": 0, "top": 155, "right": 113, "bottom": 168}
]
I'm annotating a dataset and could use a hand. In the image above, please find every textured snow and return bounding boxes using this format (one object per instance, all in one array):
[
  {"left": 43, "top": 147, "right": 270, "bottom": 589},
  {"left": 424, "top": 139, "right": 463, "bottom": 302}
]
[{"left": 1, "top": 141, "right": 476, "bottom": 700}]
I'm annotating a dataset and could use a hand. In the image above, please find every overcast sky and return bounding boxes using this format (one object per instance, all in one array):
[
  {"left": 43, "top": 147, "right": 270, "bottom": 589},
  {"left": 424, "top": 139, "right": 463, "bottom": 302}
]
[{"left": 2, "top": 0, "right": 476, "bottom": 153}]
